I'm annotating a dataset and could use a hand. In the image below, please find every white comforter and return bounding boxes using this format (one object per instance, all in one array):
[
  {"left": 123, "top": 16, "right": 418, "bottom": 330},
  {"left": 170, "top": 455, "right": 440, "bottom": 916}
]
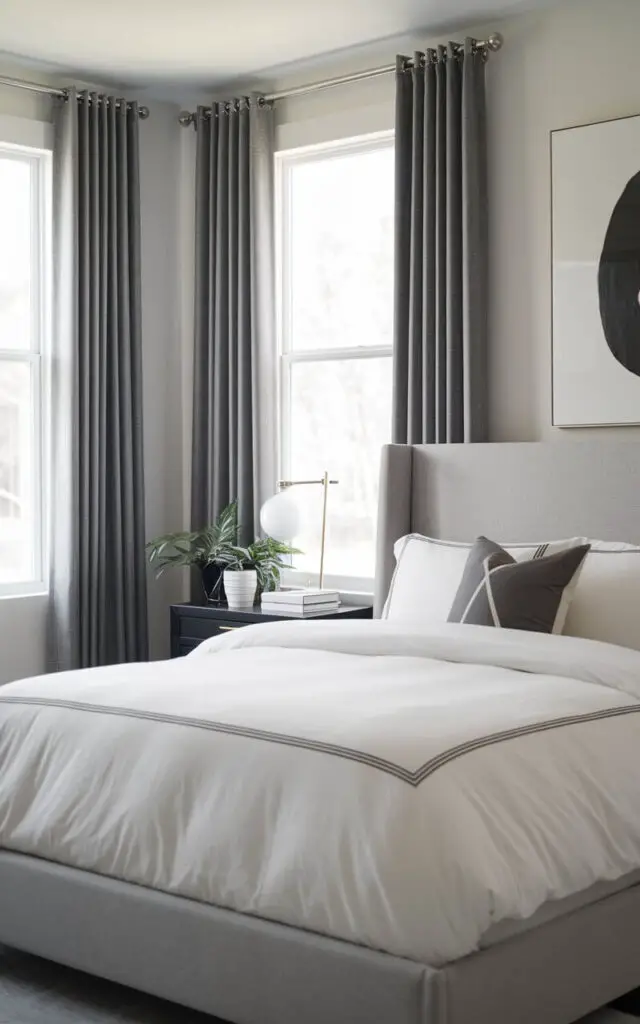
[{"left": 2, "top": 621, "right": 640, "bottom": 965}]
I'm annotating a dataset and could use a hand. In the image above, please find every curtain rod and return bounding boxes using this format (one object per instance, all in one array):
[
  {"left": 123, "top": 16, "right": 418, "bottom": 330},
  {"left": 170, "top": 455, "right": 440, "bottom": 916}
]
[
  {"left": 0, "top": 74, "right": 150, "bottom": 118},
  {"left": 178, "top": 31, "right": 503, "bottom": 127}
]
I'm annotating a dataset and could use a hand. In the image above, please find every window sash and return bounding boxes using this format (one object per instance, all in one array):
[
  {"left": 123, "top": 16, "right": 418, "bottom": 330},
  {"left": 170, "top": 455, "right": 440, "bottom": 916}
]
[
  {"left": 277, "top": 131, "right": 394, "bottom": 363},
  {"left": 275, "top": 134, "right": 394, "bottom": 588},
  {"left": 0, "top": 354, "right": 43, "bottom": 597},
  {"left": 0, "top": 143, "right": 49, "bottom": 596},
  {"left": 279, "top": 346, "right": 392, "bottom": 505}
]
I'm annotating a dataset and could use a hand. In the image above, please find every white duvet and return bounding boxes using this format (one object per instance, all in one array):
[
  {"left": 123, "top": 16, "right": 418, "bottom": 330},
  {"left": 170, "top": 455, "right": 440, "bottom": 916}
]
[{"left": 2, "top": 620, "right": 640, "bottom": 966}]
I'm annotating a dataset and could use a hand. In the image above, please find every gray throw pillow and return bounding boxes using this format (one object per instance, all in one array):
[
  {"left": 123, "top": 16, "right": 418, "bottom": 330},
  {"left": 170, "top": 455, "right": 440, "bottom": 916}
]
[{"left": 447, "top": 536, "right": 591, "bottom": 633}]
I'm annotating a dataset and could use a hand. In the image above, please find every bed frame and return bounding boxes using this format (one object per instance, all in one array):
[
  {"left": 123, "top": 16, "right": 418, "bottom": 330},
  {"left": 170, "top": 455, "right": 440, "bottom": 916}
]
[{"left": 3, "top": 440, "right": 640, "bottom": 1024}]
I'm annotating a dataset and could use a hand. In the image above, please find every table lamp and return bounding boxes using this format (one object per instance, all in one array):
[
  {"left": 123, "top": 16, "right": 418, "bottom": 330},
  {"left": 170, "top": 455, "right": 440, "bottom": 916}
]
[{"left": 260, "top": 471, "right": 338, "bottom": 589}]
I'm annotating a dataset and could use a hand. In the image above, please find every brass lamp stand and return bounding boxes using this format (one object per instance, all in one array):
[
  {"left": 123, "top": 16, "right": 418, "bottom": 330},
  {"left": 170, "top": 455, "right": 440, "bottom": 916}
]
[{"left": 277, "top": 471, "right": 338, "bottom": 589}]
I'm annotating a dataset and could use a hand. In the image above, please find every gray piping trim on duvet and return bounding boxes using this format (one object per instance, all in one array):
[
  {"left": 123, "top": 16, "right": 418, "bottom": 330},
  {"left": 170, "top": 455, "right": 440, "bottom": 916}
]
[{"left": 1, "top": 695, "right": 639, "bottom": 788}]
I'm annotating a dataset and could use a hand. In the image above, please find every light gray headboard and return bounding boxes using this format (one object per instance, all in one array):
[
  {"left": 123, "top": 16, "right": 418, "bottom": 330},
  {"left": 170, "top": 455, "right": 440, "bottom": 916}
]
[{"left": 374, "top": 441, "right": 640, "bottom": 615}]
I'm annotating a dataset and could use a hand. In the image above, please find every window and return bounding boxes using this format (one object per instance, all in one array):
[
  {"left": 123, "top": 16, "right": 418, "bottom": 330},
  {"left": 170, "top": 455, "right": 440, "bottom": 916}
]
[
  {"left": 276, "top": 134, "right": 394, "bottom": 588},
  {"left": 0, "top": 138, "right": 50, "bottom": 595}
]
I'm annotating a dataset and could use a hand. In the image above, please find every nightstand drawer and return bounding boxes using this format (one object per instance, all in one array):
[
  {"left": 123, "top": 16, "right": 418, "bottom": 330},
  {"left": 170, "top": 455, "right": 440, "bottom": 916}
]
[
  {"left": 201, "top": 620, "right": 244, "bottom": 638},
  {"left": 177, "top": 615, "right": 243, "bottom": 641},
  {"left": 177, "top": 638, "right": 201, "bottom": 657},
  {"left": 175, "top": 629, "right": 240, "bottom": 656}
]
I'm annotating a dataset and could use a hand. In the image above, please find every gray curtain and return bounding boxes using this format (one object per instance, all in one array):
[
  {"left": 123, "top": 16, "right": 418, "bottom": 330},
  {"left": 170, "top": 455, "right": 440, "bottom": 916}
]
[
  {"left": 49, "top": 89, "right": 148, "bottom": 670},
  {"left": 393, "top": 41, "right": 488, "bottom": 444},
  {"left": 191, "top": 97, "right": 275, "bottom": 563}
]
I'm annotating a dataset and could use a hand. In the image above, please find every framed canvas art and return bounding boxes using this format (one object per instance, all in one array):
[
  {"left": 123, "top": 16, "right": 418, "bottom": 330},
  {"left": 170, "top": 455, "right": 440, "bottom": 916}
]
[{"left": 551, "top": 112, "right": 640, "bottom": 426}]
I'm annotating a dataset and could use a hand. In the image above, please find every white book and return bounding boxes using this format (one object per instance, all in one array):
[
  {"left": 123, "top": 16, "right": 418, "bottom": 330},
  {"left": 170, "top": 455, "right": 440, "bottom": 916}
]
[
  {"left": 261, "top": 588, "right": 340, "bottom": 607},
  {"left": 262, "top": 596, "right": 340, "bottom": 609},
  {"left": 261, "top": 603, "right": 340, "bottom": 615}
]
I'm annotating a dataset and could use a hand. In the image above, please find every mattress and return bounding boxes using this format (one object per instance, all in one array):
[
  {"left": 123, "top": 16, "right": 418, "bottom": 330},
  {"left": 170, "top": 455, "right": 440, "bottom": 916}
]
[
  {"left": 2, "top": 620, "right": 640, "bottom": 966},
  {"left": 482, "top": 869, "right": 640, "bottom": 948}
]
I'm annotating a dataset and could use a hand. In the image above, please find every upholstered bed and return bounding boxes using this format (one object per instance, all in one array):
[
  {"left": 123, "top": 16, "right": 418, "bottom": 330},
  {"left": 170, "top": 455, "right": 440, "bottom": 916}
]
[{"left": 2, "top": 439, "right": 640, "bottom": 1024}]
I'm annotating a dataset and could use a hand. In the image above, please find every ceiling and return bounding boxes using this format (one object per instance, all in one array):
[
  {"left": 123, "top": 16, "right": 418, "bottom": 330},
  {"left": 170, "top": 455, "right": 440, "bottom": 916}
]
[{"left": 0, "top": 0, "right": 547, "bottom": 94}]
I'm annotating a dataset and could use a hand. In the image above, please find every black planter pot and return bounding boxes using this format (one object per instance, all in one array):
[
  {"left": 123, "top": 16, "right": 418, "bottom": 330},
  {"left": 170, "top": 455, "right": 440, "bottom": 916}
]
[{"left": 200, "top": 563, "right": 225, "bottom": 604}]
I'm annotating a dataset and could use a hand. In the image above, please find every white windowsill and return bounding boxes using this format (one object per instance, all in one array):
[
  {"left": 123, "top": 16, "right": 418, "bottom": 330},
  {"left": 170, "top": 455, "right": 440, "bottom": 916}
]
[
  {"left": 0, "top": 583, "right": 48, "bottom": 600},
  {"left": 280, "top": 568, "right": 373, "bottom": 605}
]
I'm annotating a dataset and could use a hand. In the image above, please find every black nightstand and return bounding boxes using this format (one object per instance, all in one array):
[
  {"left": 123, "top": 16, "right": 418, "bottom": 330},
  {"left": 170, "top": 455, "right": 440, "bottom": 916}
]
[{"left": 170, "top": 601, "right": 374, "bottom": 657}]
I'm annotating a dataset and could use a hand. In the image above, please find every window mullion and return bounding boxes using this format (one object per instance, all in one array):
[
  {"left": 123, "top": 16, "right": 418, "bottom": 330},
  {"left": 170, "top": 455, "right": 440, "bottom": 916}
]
[
  {"left": 0, "top": 351, "right": 40, "bottom": 364},
  {"left": 284, "top": 346, "right": 393, "bottom": 365}
]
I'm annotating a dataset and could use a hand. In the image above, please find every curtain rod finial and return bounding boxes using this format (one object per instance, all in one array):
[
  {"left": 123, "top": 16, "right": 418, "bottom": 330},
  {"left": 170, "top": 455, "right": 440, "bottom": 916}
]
[
  {"left": 139, "top": 105, "right": 150, "bottom": 119},
  {"left": 178, "top": 110, "right": 195, "bottom": 128},
  {"left": 486, "top": 31, "right": 504, "bottom": 52}
]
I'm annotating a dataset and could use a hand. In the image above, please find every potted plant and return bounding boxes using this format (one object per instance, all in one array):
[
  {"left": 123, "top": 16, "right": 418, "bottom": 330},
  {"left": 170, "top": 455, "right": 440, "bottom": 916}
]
[
  {"left": 218, "top": 548, "right": 258, "bottom": 609},
  {"left": 146, "top": 502, "right": 299, "bottom": 605},
  {"left": 217, "top": 537, "right": 302, "bottom": 609},
  {"left": 146, "top": 501, "right": 239, "bottom": 603}
]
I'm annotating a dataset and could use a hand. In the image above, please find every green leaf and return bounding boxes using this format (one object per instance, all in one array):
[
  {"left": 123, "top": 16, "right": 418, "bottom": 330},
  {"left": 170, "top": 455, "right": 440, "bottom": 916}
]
[{"left": 146, "top": 500, "right": 303, "bottom": 584}]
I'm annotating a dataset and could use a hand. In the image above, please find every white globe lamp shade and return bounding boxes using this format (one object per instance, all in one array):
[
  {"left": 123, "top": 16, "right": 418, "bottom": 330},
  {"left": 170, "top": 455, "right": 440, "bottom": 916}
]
[{"left": 260, "top": 491, "right": 301, "bottom": 542}]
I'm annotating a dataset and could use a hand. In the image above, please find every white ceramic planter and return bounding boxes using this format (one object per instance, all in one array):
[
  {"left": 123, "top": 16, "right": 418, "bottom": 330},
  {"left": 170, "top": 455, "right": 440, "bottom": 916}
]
[{"left": 223, "top": 569, "right": 257, "bottom": 609}]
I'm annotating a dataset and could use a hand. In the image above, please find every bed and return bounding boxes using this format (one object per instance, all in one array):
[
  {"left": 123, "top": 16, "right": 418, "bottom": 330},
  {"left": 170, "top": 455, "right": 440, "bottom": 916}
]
[{"left": 2, "top": 439, "right": 640, "bottom": 1024}]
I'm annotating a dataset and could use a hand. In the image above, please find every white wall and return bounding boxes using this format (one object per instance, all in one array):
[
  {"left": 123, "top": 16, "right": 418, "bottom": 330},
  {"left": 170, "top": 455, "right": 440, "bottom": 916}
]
[
  {"left": 0, "top": 59, "right": 51, "bottom": 121},
  {"left": 0, "top": 64, "right": 185, "bottom": 681}
]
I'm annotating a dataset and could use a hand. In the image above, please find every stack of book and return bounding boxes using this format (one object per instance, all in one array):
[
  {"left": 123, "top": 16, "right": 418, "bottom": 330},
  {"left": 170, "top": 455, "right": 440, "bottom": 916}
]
[{"left": 261, "top": 588, "right": 341, "bottom": 616}]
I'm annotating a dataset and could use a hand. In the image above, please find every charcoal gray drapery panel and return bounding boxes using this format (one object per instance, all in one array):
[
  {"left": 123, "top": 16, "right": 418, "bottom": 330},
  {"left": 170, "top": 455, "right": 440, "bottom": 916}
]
[
  {"left": 49, "top": 88, "right": 148, "bottom": 670},
  {"left": 392, "top": 41, "right": 488, "bottom": 444},
  {"left": 191, "top": 98, "right": 275, "bottom": 565}
]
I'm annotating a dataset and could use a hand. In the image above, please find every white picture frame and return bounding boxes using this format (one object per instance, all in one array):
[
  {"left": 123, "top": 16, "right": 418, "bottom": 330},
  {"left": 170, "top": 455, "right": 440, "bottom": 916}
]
[{"left": 551, "top": 112, "right": 640, "bottom": 427}]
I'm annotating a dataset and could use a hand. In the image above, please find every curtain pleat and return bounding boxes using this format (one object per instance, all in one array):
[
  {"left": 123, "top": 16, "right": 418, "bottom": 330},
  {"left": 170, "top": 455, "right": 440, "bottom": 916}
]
[
  {"left": 392, "top": 42, "right": 488, "bottom": 444},
  {"left": 423, "top": 58, "right": 437, "bottom": 443},
  {"left": 462, "top": 39, "right": 489, "bottom": 436},
  {"left": 191, "top": 99, "right": 274, "bottom": 588},
  {"left": 408, "top": 59, "right": 424, "bottom": 444},
  {"left": 392, "top": 58, "right": 412, "bottom": 446},
  {"left": 49, "top": 88, "right": 148, "bottom": 670},
  {"left": 446, "top": 44, "right": 463, "bottom": 443}
]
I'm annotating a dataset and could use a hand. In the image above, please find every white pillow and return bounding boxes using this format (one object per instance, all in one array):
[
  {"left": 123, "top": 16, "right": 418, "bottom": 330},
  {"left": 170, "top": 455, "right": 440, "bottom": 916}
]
[
  {"left": 562, "top": 540, "right": 640, "bottom": 650},
  {"left": 382, "top": 534, "right": 584, "bottom": 627}
]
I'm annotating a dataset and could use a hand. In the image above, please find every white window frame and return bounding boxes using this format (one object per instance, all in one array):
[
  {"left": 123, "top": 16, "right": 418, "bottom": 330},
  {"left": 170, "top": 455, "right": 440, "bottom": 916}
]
[
  {"left": 275, "top": 131, "right": 394, "bottom": 596},
  {"left": 0, "top": 116, "right": 52, "bottom": 598}
]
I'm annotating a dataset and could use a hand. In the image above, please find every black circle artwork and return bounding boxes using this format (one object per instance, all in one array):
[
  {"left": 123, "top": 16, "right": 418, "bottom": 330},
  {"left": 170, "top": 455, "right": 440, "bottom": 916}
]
[{"left": 598, "top": 170, "right": 640, "bottom": 378}]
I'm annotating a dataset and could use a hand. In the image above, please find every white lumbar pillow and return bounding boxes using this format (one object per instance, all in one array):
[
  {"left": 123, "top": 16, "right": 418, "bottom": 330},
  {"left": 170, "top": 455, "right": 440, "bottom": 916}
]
[
  {"left": 562, "top": 540, "right": 640, "bottom": 650},
  {"left": 382, "top": 534, "right": 584, "bottom": 627}
]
